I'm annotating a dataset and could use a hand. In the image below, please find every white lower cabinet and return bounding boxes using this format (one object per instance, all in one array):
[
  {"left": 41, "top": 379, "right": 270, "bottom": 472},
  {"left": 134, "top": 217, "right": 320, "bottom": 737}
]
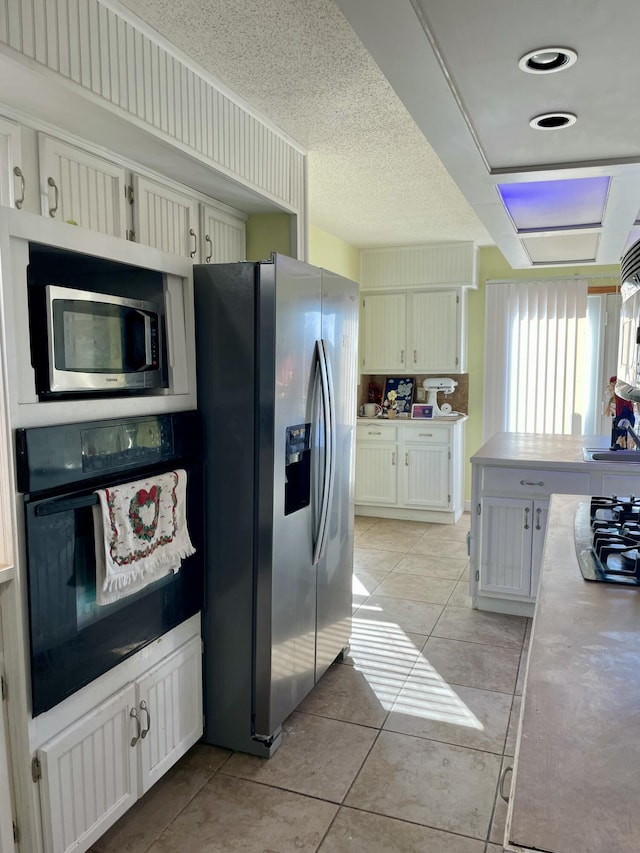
[
  {"left": 35, "top": 635, "right": 202, "bottom": 853},
  {"left": 478, "top": 496, "right": 548, "bottom": 599},
  {"left": 471, "top": 464, "right": 590, "bottom": 615},
  {"left": 355, "top": 419, "right": 466, "bottom": 523}
]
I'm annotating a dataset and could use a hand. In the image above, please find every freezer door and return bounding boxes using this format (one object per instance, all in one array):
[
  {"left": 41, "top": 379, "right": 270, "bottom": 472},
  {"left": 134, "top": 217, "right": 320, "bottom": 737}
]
[
  {"left": 254, "top": 254, "right": 322, "bottom": 738},
  {"left": 316, "top": 270, "right": 358, "bottom": 680}
]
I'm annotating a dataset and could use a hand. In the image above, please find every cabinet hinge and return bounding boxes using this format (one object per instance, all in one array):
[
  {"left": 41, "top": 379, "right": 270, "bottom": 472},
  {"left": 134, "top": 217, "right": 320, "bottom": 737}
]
[
  {"left": 126, "top": 229, "right": 136, "bottom": 242},
  {"left": 477, "top": 502, "right": 481, "bottom": 515},
  {"left": 31, "top": 755, "right": 42, "bottom": 783},
  {"left": 362, "top": 298, "right": 365, "bottom": 308},
  {"left": 448, "top": 494, "right": 451, "bottom": 503},
  {"left": 126, "top": 184, "right": 134, "bottom": 205},
  {"left": 448, "top": 450, "right": 451, "bottom": 460},
  {"left": 455, "top": 356, "right": 459, "bottom": 365},
  {"left": 475, "top": 570, "right": 479, "bottom": 582},
  {"left": 1, "top": 674, "right": 6, "bottom": 701},
  {"left": 456, "top": 294, "right": 460, "bottom": 303},
  {"left": 12, "top": 821, "right": 19, "bottom": 844}
]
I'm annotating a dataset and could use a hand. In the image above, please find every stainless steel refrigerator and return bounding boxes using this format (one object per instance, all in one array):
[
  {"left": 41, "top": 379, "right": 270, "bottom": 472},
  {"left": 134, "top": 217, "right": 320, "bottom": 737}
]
[{"left": 194, "top": 253, "right": 358, "bottom": 756}]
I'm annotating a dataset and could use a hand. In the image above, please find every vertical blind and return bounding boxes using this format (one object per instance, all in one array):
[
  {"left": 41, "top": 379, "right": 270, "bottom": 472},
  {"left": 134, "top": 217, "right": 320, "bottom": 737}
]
[{"left": 483, "top": 279, "right": 589, "bottom": 439}]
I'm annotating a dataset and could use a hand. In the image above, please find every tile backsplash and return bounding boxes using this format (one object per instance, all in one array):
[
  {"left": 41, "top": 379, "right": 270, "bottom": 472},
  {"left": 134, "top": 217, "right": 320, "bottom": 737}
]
[{"left": 359, "top": 374, "right": 469, "bottom": 414}]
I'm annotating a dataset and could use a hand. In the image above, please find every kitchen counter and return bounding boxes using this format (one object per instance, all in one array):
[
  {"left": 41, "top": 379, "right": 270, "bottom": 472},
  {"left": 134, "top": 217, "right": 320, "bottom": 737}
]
[
  {"left": 472, "top": 431, "right": 612, "bottom": 469},
  {"left": 506, "top": 492, "right": 640, "bottom": 853},
  {"left": 357, "top": 414, "right": 467, "bottom": 423}
]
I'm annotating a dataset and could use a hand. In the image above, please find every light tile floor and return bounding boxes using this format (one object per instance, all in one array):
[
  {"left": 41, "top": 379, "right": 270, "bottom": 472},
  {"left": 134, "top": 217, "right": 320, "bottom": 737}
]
[{"left": 91, "top": 514, "right": 530, "bottom": 853}]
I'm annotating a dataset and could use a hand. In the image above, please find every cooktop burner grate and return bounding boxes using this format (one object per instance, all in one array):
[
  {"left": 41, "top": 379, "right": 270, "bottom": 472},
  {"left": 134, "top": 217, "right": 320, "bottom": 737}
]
[{"left": 575, "top": 498, "right": 640, "bottom": 585}]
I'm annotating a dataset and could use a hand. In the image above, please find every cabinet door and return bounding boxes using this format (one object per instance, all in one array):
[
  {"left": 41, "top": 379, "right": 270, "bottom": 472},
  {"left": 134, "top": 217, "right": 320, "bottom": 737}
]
[
  {"left": 478, "top": 497, "right": 533, "bottom": 598},
  {"left": 360, "top": 293, "right": 406, "bottom": 372},
  {"left": 408, "top": 290, "right": 460, "bottom": 372},
  {"left": 0, "top": 639, "right": 14, "bottom": 853},
  {"left": 529, "top": 499, "right": 549, "bottom": 598},
  {"left": 137, "top": 636, "right": 203, "bottom": 795},
  {"left": 200, "top": 204, "right": 246, "bottom": 262},
  {"left": 0, "top": 115, "right": 22, "bottom": 209},
  {"left": 402, "top": 443, "right": 450, "bottom": 509},
  {"left": 355, "top": 443, "right": 397, "bottom": 504},
  {"left": 37, "top": 684, "right": 138, "bottom": 853},
  {"left": 133, "top": 174, "right": 200, "bottom": 258},
  {"left": 38, "top": 134, "right": 128, "bottom": 237}
]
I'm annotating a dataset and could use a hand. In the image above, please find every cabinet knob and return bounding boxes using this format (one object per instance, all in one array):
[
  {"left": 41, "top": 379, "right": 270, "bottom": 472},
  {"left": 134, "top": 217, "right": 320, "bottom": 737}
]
[
  {"left": 205, "top": 233, "right": 213, "bottom": 262},
  {"left": 189, "top": 228, "right": 198, "bottom": 258},
  {"left": 413, "top": 349, "right": 417, "bottom": 363},
  {"left": 520, "top": 480, "right": 544, "bottom": 487},
  {"left": 391, "top": 452, "right": 396, "bottom": 466},
  {"left": 535, "top": 507, "right": 543, "bottom": 531},
  {"left": 523, "top": 506, "right": 530, "bottom": 530},
  {"left": 405, "top": 452, "right": 409, "bottom": 466},
  {"left": 400, "top": 349, "right": 404, "bottom": 364}
]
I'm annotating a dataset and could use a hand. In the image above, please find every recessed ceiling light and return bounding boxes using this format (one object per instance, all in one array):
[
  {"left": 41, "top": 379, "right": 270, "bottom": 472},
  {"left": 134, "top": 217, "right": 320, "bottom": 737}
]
[
  {"left": 529, "top": 112, "right": 577, "bottom": 130},
  {"left": 519, "top": 47, "right": 578, "bottom": 74}
]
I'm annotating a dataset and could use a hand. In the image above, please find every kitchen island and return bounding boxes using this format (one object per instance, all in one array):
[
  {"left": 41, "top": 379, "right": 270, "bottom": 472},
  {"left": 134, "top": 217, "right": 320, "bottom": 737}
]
[
  {"left": 505, "top": 492, "right": 640, "bottom": 853},
  {"left": 470, "top": 432, "right": 640, "bottom": 615}
]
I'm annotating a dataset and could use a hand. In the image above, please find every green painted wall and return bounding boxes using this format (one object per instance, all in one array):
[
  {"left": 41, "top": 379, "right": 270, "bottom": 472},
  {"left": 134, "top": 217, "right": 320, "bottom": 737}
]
[
  {"left": 246, "top": 213, "right": 291, "bottom": 260},
  {"left": 308, "top": 224, "right": 360, "bottom": 282},
  {"left": 465, "top": 246, "right": 620, "bottom": 499}
]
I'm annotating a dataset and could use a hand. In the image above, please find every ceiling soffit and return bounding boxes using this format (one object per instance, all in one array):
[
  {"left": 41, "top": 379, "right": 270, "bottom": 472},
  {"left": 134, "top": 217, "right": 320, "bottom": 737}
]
[{"left": 337, "top": 0, "right": 640, "bottom": 267}]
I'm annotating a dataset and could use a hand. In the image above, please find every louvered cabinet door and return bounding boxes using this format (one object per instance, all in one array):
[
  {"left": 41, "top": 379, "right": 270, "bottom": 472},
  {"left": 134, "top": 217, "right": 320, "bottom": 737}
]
[
  {"left": 136, "top": 635, "right": 203, "bottom": 795},
  {"left": 37, "top": 685, "right": 138, "bottom": 853},
  {"left": 200, "top": 204, "right": 247, "bottom": 262},
  {"left": 38, "top": 134, "right": 128, "bottom": 237},
  {"left": 132, "top": 175, "right": 199, "bottom": 258}
]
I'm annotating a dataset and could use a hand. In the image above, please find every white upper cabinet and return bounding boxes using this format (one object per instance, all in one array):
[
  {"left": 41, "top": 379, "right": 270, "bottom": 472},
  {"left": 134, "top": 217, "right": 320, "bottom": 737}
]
[
  {"left": 408, "top": 290, "right": 462, "bottom": 372},
  {"left": 132, "top": 175, "right": 200, "bottom": 259},
  {"left": 360, "top": 292, "right": 407, "bottom": 373},
  {"left": 360, "top": 288, "right": 466, "bottom": 374},
  {"left": 0, "top": 115, "right": 23, "bottom": 210},
  {"left": 38, "top": 134, "right": 128, "bottom": 238},
  {"left": 200, "top": 203, "right": 246, "bottom": 263}
]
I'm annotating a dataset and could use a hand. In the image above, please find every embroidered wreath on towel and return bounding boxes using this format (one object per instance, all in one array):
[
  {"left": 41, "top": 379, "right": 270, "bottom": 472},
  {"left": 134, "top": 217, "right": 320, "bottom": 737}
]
[
  {"left": 129, "top": 485, "right": 161, "bottom": 541},
  {"left": 105, "top": 474, "right": 179, "bottom": 566}
]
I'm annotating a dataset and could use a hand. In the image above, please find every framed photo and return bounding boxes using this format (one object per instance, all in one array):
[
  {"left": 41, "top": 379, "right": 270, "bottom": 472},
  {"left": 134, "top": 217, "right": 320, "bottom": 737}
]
[
  {"left": 383, "top": 377, "right": 415, "bottom": 414},
  {"left": 411, "top": 403, "right": 433, "bottom": 419}
]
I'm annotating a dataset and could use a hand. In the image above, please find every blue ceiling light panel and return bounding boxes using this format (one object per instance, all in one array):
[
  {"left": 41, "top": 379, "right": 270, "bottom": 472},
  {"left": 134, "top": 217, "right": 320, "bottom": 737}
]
[{"left": 498, "top": 176, "right": 611, "bottom": 231}]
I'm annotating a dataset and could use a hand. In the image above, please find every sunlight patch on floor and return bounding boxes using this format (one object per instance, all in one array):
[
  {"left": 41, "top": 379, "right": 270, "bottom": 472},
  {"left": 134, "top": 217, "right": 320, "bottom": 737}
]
[{"left": 350, "top": 615, "right": 484, "bottom": 730}]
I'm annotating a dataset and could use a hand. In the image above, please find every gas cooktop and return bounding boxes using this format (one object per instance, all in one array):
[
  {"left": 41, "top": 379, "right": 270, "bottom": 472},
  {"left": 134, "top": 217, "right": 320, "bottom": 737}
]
[{"left": 575, "top": 496, "right": 640, "bottom": 586}]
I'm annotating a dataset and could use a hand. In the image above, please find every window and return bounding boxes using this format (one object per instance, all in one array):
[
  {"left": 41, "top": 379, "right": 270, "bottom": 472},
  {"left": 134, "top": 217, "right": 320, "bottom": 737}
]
[{"left": 483, "top": 279, "right": 619, "bottom": 440}]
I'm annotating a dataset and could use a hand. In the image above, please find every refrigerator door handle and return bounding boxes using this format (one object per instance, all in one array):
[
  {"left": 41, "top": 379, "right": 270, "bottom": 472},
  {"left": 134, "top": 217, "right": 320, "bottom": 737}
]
[{"left": 312, "top": 339, "right": 334, "bottom": 565}]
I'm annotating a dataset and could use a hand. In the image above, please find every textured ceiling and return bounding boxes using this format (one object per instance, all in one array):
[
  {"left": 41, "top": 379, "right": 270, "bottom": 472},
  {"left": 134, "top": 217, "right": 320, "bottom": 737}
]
[{"left": 116, "top": 0, "right": 494, "bottom": 248}]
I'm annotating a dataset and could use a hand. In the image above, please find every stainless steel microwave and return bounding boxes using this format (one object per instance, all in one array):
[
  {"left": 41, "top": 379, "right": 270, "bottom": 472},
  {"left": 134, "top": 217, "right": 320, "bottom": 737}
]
[{"left": 32, "top": 285, "right": 165, "bottom": 396}]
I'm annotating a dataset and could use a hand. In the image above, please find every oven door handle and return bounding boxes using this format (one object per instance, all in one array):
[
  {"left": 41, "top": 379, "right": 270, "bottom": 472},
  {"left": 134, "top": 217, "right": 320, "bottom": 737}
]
[{"left": 35, "top": 493, "right": 100, "bottom": 516}]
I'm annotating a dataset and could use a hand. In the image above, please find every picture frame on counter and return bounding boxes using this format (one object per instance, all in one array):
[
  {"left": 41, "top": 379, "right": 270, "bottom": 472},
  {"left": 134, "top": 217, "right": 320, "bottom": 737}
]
[
  {"left": 411, "top": 404, "right": 433, "bottom": 419},
  {"left": 383, "top": 377, "right": 414, "bottom": 414}
]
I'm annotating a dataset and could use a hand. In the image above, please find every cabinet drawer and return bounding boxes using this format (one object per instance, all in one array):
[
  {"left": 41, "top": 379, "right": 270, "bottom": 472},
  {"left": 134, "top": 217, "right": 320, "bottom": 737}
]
[
  {"left": 400, "top": 424, "right": 450, "bottom": 444},
  {"left": 482, "top": 467, "right": 590, "bottom": 496},
  {"left": 357, "top": 423, "right": 397, "bottom": 441}
]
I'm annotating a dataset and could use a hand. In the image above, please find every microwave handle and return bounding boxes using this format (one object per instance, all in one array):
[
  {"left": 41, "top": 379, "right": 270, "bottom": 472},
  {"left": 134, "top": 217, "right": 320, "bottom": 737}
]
[{"left": 142, "top": 312, "right": 154, "bottom": 370}]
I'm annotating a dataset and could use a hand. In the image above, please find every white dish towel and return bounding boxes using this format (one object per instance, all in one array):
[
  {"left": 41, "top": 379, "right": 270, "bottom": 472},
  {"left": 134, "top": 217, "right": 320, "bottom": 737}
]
[{"left": 93, "top": 468, "right": 195, "bottom": 606}]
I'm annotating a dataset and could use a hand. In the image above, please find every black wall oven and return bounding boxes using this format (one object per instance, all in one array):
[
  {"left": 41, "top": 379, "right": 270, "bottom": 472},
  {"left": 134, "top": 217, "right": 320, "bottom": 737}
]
[{"left": 16, "top": 410, "right": 204, "bottom": 716}]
